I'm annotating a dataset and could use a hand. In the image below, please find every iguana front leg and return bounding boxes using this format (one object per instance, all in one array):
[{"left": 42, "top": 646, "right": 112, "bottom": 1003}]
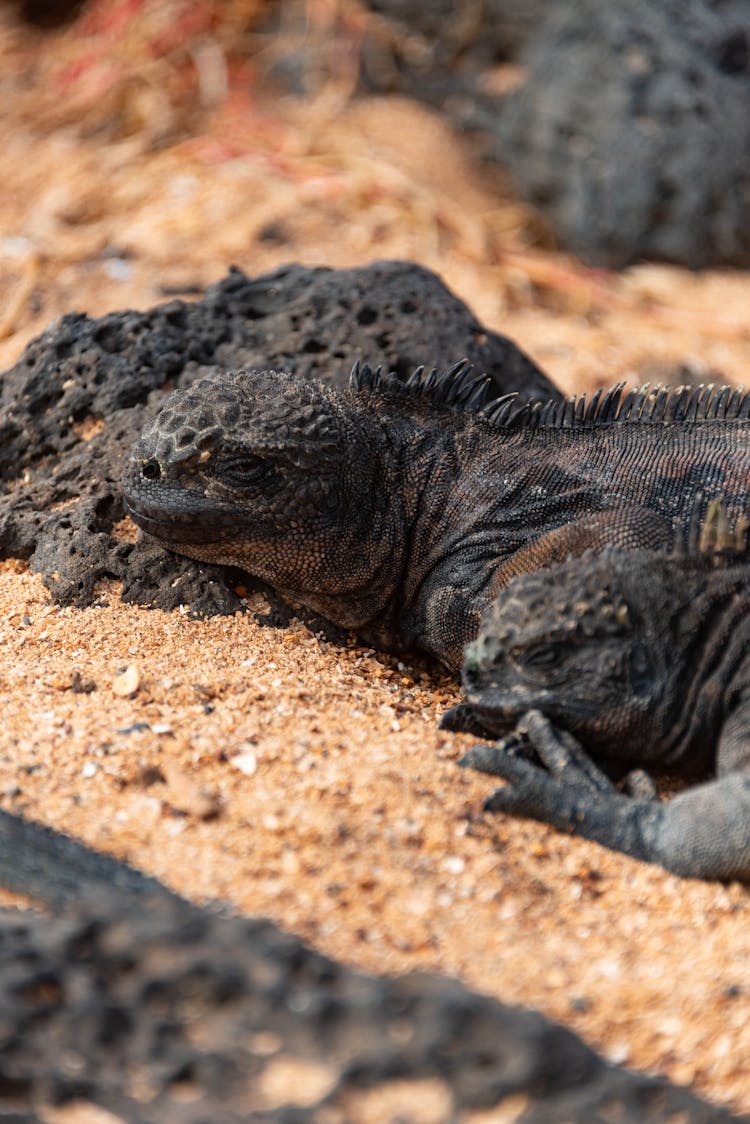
[
  {"left": 440, "top": 703, "right": 499, "bottom": 737},
  {"left": 459, "top": 729, "right": 536, "bottom": 766},
  {"left": 460, "top": 717, "right": 656, "bottom": 792},
  {"left": 488, "top": 507, "right": 672, "bottom": 596},
  {"left": 463, "top": 711, "right": 750, "bottom": 881}
]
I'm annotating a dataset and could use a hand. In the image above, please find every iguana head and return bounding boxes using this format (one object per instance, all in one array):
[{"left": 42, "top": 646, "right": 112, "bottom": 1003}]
[
  {"left": 461, "top": 551, "right": 666, "bottom": 755},
  {"left": 121, "top": 368, "right": 402, "bottom": 625}
]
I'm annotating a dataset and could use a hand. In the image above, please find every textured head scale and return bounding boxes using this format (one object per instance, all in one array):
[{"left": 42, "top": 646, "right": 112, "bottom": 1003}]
[
  {"left": 136, "top": 369, "right": 343, "bottom": 472},
  {"left": 486, "top": 556, "right": 632, "bottom": 651},
  {"left": 464, "top": 551, "right": 644, "bottom": 745},
  {"left": 138, "top": 380, "right": 241, "bottom": 467}
]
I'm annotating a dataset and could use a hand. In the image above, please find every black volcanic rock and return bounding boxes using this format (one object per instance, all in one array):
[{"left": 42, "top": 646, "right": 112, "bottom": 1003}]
[
  {"left": 499, "top": 0, "right": 750, "bottom": 267},
  {"left": 0, "top": 817, "right": 737, "bottom": 1124},
  {"left": 358, "top": 0, "right": 553, "bottom": 96}
]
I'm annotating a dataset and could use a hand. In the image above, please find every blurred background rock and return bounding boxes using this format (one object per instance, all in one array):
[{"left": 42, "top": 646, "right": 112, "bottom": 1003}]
[{"left": 1, "top": 0, "right": 750, "bottom": 391}]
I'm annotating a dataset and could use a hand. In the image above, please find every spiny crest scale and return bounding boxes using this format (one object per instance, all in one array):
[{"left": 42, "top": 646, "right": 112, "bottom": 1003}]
[
  {"left": 481, "top": 381, "right": 750, "bottom": 431},
  {"left": 349, "top": 360, "right": 750, "bottom": 433},
  {"left": 349, "top": 358, "right": 494, "bottom": 412},
  {"left": 677, "top": 495, "right": 750, "bottom": 565}
]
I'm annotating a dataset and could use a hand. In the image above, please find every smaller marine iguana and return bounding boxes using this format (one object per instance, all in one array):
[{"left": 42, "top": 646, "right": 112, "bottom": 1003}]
[
  {"left": 123, "top": 363, "right": 750, "bottom": 671},
  {"left": 457, "top": 500, "right": 750, "bottom": 881}
]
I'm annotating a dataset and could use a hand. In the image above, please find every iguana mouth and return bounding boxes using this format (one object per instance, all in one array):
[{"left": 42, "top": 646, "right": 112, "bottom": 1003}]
[
  {"left": 462, "top": 698, "right": 520, "bottom": 735},
  {"left": 122, "top": 494, "right": 240, "bottom": 544},
  {"left": 121, "top": 449, "right": 248, "bottom": 543}
]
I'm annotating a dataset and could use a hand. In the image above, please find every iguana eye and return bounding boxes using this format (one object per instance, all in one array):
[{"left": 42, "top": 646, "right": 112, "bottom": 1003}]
[
  {"left": 218, "top": 454, "right": 269, "bottom": 487},
  {"left": 518, "top": 644, "right": 564, "bottom": 671}
]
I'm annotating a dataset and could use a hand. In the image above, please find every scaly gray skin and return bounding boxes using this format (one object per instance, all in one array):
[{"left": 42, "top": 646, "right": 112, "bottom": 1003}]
[
  {"left": 459, "top": 507, "right": 750, "bottom": 880},
  {"left": 123, "top": 363, "right": 750, "bottom": 671}
]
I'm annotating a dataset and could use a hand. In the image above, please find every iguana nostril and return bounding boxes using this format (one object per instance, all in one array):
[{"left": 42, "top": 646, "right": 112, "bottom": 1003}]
[{"left": 141, "top": 458, "right": 161, "bottom": 481}]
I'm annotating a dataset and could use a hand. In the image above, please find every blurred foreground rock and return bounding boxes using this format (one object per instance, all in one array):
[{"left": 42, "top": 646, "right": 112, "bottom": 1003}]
[{"left": 0, "top": 807, "right": 738, "bottom": 1124}]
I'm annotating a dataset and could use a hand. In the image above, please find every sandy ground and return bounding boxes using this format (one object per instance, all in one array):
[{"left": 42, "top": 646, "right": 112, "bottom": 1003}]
[{"left": 3, "top": 6, "right": 750, "bottom": 1115}]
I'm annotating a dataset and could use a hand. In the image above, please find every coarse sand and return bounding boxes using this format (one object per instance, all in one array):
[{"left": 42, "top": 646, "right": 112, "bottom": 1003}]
[{"left": 2, "top": 560, "right": 750, "bottom": 1111}]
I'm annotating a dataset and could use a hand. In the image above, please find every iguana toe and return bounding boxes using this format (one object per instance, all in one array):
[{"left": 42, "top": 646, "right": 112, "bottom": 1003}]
[{"left": 460, "top": 733, "right": 534, "bottom": 775}]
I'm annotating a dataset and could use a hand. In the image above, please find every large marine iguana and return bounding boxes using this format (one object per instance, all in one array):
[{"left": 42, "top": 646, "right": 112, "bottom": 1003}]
[
  {"left": 459, "top": 500, "right": 750, "bottom": 881},
  {"left": 123, "top": 362, "right": 750, "bottom": 671}
]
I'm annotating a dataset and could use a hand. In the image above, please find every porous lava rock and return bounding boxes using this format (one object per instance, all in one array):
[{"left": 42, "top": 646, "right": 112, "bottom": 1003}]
[
  {"left": 499, "top": 0, "right": 750, "bottom": 268},
  {"left": 358, "top": 0, "right": 553, "bottom": 96},
  {"left": 0, "top": 260, "right": 555, "bottom": 615},
  {"left": 0, "top": 888, "right": 738, "bottom": 1122}
]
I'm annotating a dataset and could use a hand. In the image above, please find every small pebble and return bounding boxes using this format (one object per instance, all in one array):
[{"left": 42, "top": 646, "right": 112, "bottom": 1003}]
[
  {"left": 103, "top": 257, "right": 133, "bottom": 282},
  {"left": 161, "top": 759, "right": 221, "bottom": 820},
  {"left": 230, "top": 751, "right": 257, "bottom": 776},
  {"left": 112, "top": 663, "right": 140, "bottom": 696},
  {"left": 117, "top": 722, "right": 150, "bottom": 736}
]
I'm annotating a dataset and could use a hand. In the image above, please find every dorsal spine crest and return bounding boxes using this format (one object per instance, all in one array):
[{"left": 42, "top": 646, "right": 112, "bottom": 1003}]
[{"left": 348, "top": 357, "right": 750, "bottom": 433}]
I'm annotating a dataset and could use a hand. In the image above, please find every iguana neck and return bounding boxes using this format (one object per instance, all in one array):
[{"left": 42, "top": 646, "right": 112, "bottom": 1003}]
[
  {"left": 352, "top": 420, "right": 499, "bottom": 669},
  {"left": 280, "top": 415, "right": 465, "bottom": 655}
]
